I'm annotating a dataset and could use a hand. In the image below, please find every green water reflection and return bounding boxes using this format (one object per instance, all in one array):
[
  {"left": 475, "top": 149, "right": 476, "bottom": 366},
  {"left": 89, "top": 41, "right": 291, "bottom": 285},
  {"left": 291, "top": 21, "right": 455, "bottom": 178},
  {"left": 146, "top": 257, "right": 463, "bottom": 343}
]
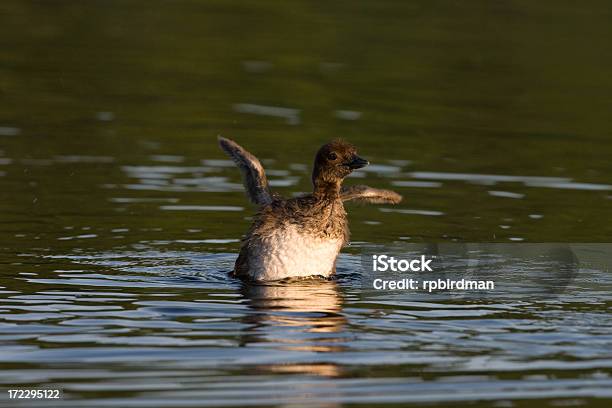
[{"left": 1, "top": 0, "right": 611, "bottom": 253}]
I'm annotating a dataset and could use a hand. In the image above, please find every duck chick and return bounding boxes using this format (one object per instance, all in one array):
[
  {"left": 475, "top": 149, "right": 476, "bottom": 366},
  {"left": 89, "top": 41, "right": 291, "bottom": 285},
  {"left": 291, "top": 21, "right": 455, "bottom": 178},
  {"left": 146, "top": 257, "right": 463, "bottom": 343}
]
[{"left": 219, "top": 137, "right": 402, "bottom": 282}]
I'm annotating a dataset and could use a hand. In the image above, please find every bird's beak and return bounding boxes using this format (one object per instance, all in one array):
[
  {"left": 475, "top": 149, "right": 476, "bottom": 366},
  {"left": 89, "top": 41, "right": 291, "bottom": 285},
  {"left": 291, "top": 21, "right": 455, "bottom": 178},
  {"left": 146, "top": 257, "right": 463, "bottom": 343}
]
[{"left": 347, "top": 155, "right": 369, "bottom": 169}]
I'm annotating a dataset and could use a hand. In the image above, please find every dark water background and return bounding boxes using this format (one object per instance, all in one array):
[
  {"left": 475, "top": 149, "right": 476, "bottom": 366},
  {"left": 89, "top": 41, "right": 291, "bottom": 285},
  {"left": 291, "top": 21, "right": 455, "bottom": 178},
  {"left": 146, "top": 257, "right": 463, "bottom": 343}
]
[{"left": 1, "top": 1, "right": 611, "bottom": 406}]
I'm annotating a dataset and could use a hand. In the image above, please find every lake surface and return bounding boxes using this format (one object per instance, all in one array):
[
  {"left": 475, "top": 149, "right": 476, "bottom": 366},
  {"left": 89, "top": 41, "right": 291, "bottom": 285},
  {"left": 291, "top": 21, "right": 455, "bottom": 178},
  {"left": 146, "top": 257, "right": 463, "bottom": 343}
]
[{"left": 1, "top": 1, "right": 611, "bottom": 406}]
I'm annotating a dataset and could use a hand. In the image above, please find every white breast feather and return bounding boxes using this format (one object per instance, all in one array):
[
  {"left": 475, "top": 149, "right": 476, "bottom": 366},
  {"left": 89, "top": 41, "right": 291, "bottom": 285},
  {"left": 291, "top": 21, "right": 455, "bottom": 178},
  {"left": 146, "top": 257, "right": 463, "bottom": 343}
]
[{"left": 249, "top": 225, "right": 343, "bottom": 281}]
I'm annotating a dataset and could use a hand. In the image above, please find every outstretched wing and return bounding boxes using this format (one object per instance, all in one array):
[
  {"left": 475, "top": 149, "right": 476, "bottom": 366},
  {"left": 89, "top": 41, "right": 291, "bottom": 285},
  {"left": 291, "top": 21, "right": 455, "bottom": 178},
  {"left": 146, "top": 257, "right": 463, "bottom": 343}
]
[
  {"left": 218, "top": 136, "right": 273, "bottom": 206},
  {"left": 341, "top": 185, "right": 402, "bottom": 204}
]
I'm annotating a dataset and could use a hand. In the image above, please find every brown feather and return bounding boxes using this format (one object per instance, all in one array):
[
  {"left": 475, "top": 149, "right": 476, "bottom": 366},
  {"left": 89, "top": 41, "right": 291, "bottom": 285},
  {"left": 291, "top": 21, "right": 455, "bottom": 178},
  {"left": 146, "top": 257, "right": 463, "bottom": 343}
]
[
  {"left": 218, "top": 136, "right": 273, "bottom": 206},
  {"left": 341, "top": 185, "right": 403, "bottom": 204}
]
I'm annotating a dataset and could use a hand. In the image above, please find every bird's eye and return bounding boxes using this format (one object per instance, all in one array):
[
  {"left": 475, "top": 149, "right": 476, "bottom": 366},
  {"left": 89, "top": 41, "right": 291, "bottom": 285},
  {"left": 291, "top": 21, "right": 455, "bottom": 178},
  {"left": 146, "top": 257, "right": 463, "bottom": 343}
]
[{"left": 328, "top": 152, "right": 337, "bottom": 161}]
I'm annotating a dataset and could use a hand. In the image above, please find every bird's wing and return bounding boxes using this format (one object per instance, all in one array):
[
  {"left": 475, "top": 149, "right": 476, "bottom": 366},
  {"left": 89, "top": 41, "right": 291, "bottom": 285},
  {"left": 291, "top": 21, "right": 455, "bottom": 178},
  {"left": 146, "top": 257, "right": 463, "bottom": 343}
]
[
  {"left": 218, "top": 136, "right": 273, "bottom": 206},
  {"left": 340, "top": 185, "right": 403, "bottom": 204}
]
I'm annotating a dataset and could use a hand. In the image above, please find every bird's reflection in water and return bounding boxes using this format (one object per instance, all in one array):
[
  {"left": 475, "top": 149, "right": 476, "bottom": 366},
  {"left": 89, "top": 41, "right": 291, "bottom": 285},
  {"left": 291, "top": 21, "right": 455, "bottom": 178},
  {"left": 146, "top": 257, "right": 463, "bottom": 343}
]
[{"left": 240, "top": 278, "right": 348, "bottom": 377}]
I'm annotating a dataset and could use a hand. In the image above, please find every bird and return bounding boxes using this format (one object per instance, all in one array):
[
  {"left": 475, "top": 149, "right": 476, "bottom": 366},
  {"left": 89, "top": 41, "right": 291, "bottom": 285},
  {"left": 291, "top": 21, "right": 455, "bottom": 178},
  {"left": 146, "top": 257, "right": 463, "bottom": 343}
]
[{"left": 218, "top": 136, "right": 402, "bottom": 282}]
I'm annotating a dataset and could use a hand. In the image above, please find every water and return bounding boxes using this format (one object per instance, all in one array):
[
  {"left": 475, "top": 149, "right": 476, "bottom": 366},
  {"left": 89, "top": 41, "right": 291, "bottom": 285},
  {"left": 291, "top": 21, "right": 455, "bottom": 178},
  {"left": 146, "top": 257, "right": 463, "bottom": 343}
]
[{"left": 1, "top": 1, "right": 612, "bottom": 406}]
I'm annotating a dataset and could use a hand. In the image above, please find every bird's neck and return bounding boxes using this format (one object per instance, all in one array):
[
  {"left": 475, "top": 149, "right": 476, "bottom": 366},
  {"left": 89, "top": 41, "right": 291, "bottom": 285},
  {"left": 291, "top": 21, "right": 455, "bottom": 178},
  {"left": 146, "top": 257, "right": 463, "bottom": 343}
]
[{"left": 313, "top": 179, "right": 342, "bottom": 200}]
